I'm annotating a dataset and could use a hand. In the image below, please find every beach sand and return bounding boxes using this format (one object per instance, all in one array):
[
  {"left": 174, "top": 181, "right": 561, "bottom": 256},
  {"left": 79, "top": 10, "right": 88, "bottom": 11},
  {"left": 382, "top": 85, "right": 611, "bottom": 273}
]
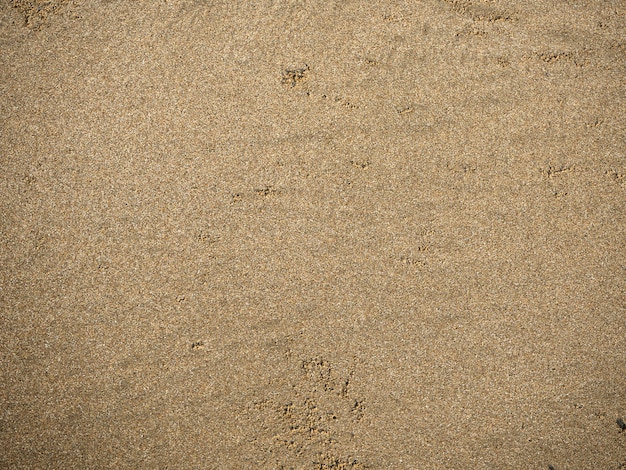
[{"left": 1, "top": 0, "right": 625, "bottom": 468}]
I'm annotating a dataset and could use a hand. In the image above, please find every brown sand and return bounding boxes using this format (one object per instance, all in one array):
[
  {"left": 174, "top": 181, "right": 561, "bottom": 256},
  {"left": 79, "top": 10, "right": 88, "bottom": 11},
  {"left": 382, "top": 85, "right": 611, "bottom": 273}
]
[{"left": 1, "top": 0, "right": 625, "bottom": 468}]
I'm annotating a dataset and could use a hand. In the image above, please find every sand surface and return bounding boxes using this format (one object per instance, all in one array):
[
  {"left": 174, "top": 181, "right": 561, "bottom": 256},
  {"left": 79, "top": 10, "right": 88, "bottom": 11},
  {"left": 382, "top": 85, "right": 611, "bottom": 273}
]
[{"left": 1, "top": 0, "right": 625, "bottom": 468}]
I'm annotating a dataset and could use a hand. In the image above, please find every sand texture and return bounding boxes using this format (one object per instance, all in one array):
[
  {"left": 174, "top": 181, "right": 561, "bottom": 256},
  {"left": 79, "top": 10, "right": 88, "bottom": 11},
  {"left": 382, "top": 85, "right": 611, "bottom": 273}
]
[{"left": 1, "top": 0, "right": 625, "bottom": 468}]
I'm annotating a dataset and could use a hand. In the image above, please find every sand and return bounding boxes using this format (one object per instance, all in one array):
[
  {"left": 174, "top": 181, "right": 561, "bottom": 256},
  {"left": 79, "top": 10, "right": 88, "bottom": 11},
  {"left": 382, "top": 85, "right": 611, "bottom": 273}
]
[{"left": 0, "top": 0, "right": 625, "bottom": 468}]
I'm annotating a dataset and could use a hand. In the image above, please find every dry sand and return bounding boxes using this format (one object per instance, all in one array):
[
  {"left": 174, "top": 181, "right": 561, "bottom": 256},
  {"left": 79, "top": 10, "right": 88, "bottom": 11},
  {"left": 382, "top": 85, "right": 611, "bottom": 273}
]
[{"left": 1, "top": 0, "right": 625, "bottom": 468}]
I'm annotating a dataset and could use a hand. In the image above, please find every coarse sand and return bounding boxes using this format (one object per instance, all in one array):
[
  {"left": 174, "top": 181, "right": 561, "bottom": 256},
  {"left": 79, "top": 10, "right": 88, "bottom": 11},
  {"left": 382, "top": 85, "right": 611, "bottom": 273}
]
[{"left": 1, "top": 0, "right": 625, "bottom": 468}]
